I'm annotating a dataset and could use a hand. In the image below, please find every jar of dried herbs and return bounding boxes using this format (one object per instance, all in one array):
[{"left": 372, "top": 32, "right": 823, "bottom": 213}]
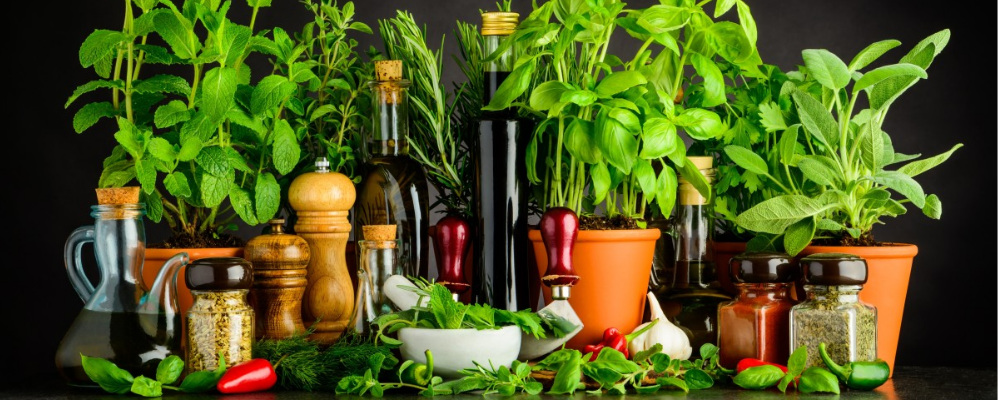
[
  {"left": 185, "top": 257, "right": 254, "bottom": 373},
  {"left": 789, "top": 253, "right": 877, "bottom": 367}
]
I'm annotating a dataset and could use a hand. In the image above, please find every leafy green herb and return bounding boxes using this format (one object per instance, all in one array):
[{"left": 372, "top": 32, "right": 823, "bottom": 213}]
[
  {"left": 798, "top": 367, "right": 841, "bottom": 394},
  {"left": 733, "top": 365, "right": 784, "bottom": 390},
  {"left": 778, "top": 345, "right": 808, "bottom": 392},
  {"left": 80, "top": 354, "right": 134, "bottom": 394},
  {"left": 252, "top": 331, "right": 396, "bottom": 391},
  {"left": 130, "top": 376, "right": 162, "bottom": 397},
  {"left": 81, "top": 353, "right": 225, "bottom": 397},
  {"left": 155, "top": 355, "right": 183, "bottom": 385},
  {"left": 176, "top": 353, "right": 227, "bottom": 393}
]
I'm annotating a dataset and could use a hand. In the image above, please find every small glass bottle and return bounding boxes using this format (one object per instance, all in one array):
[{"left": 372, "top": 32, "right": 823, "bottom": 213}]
[
  {"left": 664, "top": 156, "right": 731, "bottom": 357},
  {"left": 718, "top": 252, "right": 798, "bottom": 368},
  {"left": 185, "top": 257, "right": 254, "bottom": 372},
  {"left": 790, "top": 253, "right": 877, "bottom": 367},
  {"left": 348, "top": 225, "right": 402, "bottom": 338}
]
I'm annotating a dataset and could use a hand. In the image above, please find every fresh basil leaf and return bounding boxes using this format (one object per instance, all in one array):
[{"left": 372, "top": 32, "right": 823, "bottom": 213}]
[
  {"left": 655, "top": 165, "right": 678, "bottom": 217},
  {"left": 798, "top": 367, "right": 841, "bottom": 394},
  {"left": 690, "top": 53, "right": 724, "bottom": 107},
  {"left": 640, "top": 118, "right": 682, "bottom": 162},
  {"left": 656, "top": 376, "right": 688, "bottom": 393},
  {"left": 548, "top": 350, "right": 583, "bottom": 395},
  {"left": 596, "top": 70, "right": 647, "bottom": 97},
  {"left": 634, "top": 384, "right": 661, "bottom": 394},
  {"left": 80, "top": 355, "right": 134, "bottom": 394},
  {"left": 683, "top": 369, "right": 714, "bottom": 390},
  {"left": 529, "top": 81, "right": 572, "bottom": 111},
  {"left": 733, "top": 365, "right": 784, "bottom": 390},
  {"left": 155, "top": 355, "right": 184, "bottom": 385},
  {"left": 178, "top": 354, "right": 226, "bottom": 392},
  {"left": 565, "top": 118, "right": 602, "bottom": 164},
  {"left": 130, "top": 376, "right": 163, "bottom": 397}
]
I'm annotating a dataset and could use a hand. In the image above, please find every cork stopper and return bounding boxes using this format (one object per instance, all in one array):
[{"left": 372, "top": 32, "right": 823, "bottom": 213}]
[
  {"left": 374, "top": 60, "right": 402, "bottom": 81},
  {"left": 482, "top": 12, "right": 519, "bottom": 36},
  {"left": 679, "top": 156, "right": 715, "bottom": 205},
  {"left": 363, "top": 225, "right": 396, "bottom": 241},
  {"left": 96, "top": 187, "right": 140, "bottom": 205}
]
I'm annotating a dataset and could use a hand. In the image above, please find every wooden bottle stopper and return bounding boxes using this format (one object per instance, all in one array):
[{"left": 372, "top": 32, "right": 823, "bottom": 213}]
[
  {"left": 96, "top": 187, "right": 140, "bottom": 204},
  {"left": 244, "top": 219, "right": 311, "bottom": 340},
  {"left": 288, "top": 158, "right": 357, "bottom": 345},
  {"left": 362, "top": 225, "right": 398, "bottom": 250},
  {"left": 374, "top": 60, "right": 402, "bottom": 81}
]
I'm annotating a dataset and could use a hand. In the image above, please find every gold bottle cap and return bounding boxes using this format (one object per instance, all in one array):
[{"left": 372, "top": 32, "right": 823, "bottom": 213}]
[
  {"left": 687, "top": 156, "right": 714, "bottom": 171},
  {"left": 374, "top": 60, "right": 402, "bottom": 81},
  {"left": 96, "top": 187, "right": 140, "bottom": 205},
  {"left": 679, "top": 156, "right": 715, "bottom": 206},
  {"left": 482, "top": 12, "right": 519, "bottom": 36}
]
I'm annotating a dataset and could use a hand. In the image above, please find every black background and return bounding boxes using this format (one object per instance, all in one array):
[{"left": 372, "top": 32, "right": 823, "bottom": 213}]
[{"left": 4, "top": 0, "right": 996, "bottom": 386}]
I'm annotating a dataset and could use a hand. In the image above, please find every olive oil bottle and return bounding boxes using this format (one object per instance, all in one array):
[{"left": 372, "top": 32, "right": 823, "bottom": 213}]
[
  {"left": 355, "top": 60, "right": 429, "bottom": 279},
  {"left": 471, "top": 12, "right": 533, "bottom": 311}
]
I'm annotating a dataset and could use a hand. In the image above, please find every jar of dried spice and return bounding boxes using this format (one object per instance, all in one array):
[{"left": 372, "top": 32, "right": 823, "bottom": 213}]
[
  {"left": 790, "top": 253, "right": 877, "bottom": 367},
  {"left": 185, "top": 257, "right": 254, "bottom": 373},
  {"left": 717, "top": 252, "right": 798, "bottom": 368}
]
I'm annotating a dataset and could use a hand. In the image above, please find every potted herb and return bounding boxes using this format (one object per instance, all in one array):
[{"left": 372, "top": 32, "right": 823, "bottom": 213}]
[
  {"left": 67, "top": 0, "right": 311, "bottom": 314},
  {"left": 711, "top": 30, "right": 957, "bottom": 374},
  {"left": 485, "top": 0, "right": 761, "bottom": 349}
]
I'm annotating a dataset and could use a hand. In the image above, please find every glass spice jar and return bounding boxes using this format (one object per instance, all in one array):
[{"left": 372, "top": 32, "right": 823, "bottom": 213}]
[
  {"left": 185, "top": 257, "right": 254, "bottom": 372},
  {"left": 790, "top": 253, "right": 877, "bottom": 367},
  {"left": 717, "top": 252, "right": 798, "bottom": 368},
  {"left": 347, "top": 225, "right": 402, "bottom": 338}
]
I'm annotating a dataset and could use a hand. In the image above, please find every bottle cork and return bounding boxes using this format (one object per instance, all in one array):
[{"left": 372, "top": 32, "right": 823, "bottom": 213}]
[
  {"left": 96, "top": 187, "right": 141, "bottom": 205},
  {"left": 374, "top": 60, "right": 402, "bottom": 81},
  {"left": 362, "top": 225, "right": 397, "bottom": 249}
]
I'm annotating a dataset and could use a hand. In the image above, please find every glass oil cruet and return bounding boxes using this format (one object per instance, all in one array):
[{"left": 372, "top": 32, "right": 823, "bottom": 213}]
[{"left": 56, "top": 187, "right": 189, "bottom": 386}]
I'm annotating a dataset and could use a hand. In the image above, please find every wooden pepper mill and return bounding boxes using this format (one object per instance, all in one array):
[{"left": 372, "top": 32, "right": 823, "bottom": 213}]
[
  {"left": 244, "top": 219, "right": 311, "bottom": 340},
  {"left": 288, "top": 157, "right": 357, "bottom": 344}
]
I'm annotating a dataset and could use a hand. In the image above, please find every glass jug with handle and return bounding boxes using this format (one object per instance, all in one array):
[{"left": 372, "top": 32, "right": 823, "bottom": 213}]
[{"left": 56, "top": 203, "right": 189, "bottom": 386}]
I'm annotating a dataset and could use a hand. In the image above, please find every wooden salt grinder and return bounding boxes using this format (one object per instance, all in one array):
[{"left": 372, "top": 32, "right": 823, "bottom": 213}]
[
  {"left": 244, "top": 219, "right": 311, "bottom": 340},
  {"left": 288, "top": 158, "right": 357, "bottom": 344}
]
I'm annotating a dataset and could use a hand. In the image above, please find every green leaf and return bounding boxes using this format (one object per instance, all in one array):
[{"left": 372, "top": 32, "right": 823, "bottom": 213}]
[
  {"left": 246, "top": 0, "right": 272, "bottom": 6},
  {"left": 80, "top": 30, "right": 128, "bottom": 68},
  {"left": 849, "top": 39, "right": 901, "bottom": 71},
  {"left": 757, "top": 101, "right": 786, "bottom": 132},
  {"left": 723, "top": 146, "right": 767, "bottom": 175},
  {"left": 99, "top": 161, "right": 136, "bottom": 188},
  {"left": 705, "top": 21, "right": 753, "bottom": 63},
  {"left": 854, "top": 63, "right": 926, "bottom": 93},
  {"left": 177, "top": 354, "right": 226, "bottom": 393},
  {"left": 154, "top": 12, "right": 199, "bottom": 59},
  {"left": 596, "top": 71, "right": 647, "bottom": 97},
  {"left": 529, "top": 81, "right": 572, "bottom": 111},
  {"left": 802, "top": 49, "right": 851, "bottom": 90},
  {"left": 180, "top": 113, "right": 216, "bottom": 142},
  {"left": 735, "top": 195, "right": 833, "bottom": 234},
  {"left": 690, "top": 53, "right": 724, "bottom": 107},
  {"left": 200, "top": 170, "right": 230, "bottom": 208},
  {"left": 289, "top": 62, "right": 319, "bottom": 84},
  {"left": 778, "top": 125, "right": 799, "bottom": 165},
  {"left": 640, "top": 118, "right": 682, "bottom": 163},
  {"left": 683, "top": 369, "right": 714, "bottom": 390},
  {"left": 897, "top": 143, "right": 962, "bottom": 177},
  {"left": 857, "top": 124, "right": 884, "bottom": 172},
  {"left": 177, "top": 137, "right": 204, "bottom": 161},
  {"left": 133, "top": 74, "right": 192, "bottom": 96},
  {"left": 922, "top": 194, "right": 942, "bottom": 219},
  {"left": 713, "top": 0, "right": 736, "bottom": 17},
  {"left": 142, "top": 188, "right": 163, "bottom": 223},
  {"left": 130, "top": 376, "right": 162, "bottom": 397},
  {"left": 201, "top": 67, "right": 238, "bottom": 123},
  {"left": 656, "top": 376, "right": 689, "bottom": 392},
  {"left": 251, "top": 75, "right": 297, "bottom": 116},
  {"left": 678, "top": 158, "right": 712, "bottom": 200},
  {"left": 164, "top": 171, "right": 192, "bottom": 198},
  {"left": 796, "top": 156, "right": 840, "bottom": 186},
  {"left": 135, "top": 159, "right": 157, "bottom": 194},
  {"left": 133, "top": 8, "right": 165, "bottom": 34},
  {"left": 196, "top": 146, "right": 231, "bottom": 178},
  {"left": 114, "top": 118, "right": 145, "bottom": 158},
  {"left": 791, "top": 90, "right": 838, "bottom": 150},
  {"left": 565, "top": 119, "right": 601, "bottom": 164},
  {"left": 255, "top": 172, "right": 280, "bottom": 222},
  {"left": 634, "top": 160, "right": 657, "bottom": 199},
  {"left": 66, "top": 80, "right": 124, "bottom": 108},
  {"left": 591, "top": 163, "right": 612, "bottom": 204},
  {"left": 148, "top": 138, "right": 177, "bottom": 163},
  {"left": 598, "top": 118, "right": 638, "bottom": 173},
  {"left": 226, "top": 148, "right": 252, "bottom": 173},
  {"left": 869, "top": 43, "right": 938, "bottom": 110},
  {"left": 429, "top": 284, "right": 468, "bottom": 329},
  {"left": 74, "top": 102, "right": 119, "bottom": 133},
  {"left": 81, "top": 355, "right": 134, "bottom": 394},
  {"left": 783, "top": 217, "right": 815, "bottom": 256},
  {"left": 548, "top": 351, "right": 583, "bottom": 394},
  {"left": 229, "top": 185, "right": 258, "bottom": 226},
  {"left": 736, "top": 0, "right": 757, "bottom": 45},
  {"left": 902, "top": 29, "right": 950, "bottom": 64},
  {"left": 656, "top": 166, "right": 678, "bottom": 217},
  {"left": 483, "top": 54, "right": 537, "bottom": 111},
  {"left": 220, "top": 24, "right": 252, "bottom": 67},
  {"left": 871, "top": 170, "right": 925, "bottom": 208},
  {"left": 779, "top": 345, "right": 808, "bottom": 392},
  {"left": 272, "top": 120, "right": 300, "bottom": 175},
  {"left": 154, "top": 100, "right": 192, "bottom": 128},
  {"left": 733, "top": 365, "right": 784, "bottom": 390},
  {"left": 560, "top": 90, "right": 598, "bottom": 107},
  {"left": 676, "top": 108, "right": 725, "bottom": 140},
  {"left": 798, "top": 367, "right": 840, "bottom": 394}
]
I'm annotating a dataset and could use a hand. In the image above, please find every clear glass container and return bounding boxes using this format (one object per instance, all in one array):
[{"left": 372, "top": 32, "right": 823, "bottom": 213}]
[
  {"left": 185, "top": 258, "right": 254, "bottom": 372},
  {"left": 348, "top": 239, "right": 402, "bottom": 337},
  {"left": 789, "top": 253, "right": 877, "bottom": 367}
]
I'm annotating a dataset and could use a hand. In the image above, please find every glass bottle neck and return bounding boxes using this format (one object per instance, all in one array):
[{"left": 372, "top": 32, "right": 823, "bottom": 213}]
[
  {"left": 804, "top": 285, "right": 862, "bottom": 302},
  {"left": 483, "top": 34, "right": 514, "bottom": 115},
  {"left": 368, "top": 81, "right": 410, "bottom": 157}
]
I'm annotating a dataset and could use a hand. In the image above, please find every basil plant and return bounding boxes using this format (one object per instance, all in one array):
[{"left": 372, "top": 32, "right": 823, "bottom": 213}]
[
  {"left": 483, "top": 0, "right": 762, "bottom": 221},
  {"left": 724, "top": 30, "right": 961, "bottom": 254}
]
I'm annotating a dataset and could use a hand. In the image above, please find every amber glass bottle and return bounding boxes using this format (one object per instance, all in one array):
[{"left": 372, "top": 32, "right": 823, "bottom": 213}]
[
  {"left": 355, "top": 60, "right": 429, "bottom": 280},
  {"left": 471, "top": 12, "right": 533, "bottom": 311}
]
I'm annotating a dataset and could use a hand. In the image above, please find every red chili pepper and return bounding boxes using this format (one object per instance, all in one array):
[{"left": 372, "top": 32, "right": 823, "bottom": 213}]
[
  {"left": 583, "top": 344, "right": 605, "bottom": 361},
  {"left": 603, "top": 327, "right": 622, "bottom": 343},
  {"left": 217, "top": 359, "right": 278, "bottom": 394},
  {"left": 607, "top": 333, "right": 629, "bottom": 358},
  {"left": 736, "top": 358, "right": 788, "bottom": 374}
]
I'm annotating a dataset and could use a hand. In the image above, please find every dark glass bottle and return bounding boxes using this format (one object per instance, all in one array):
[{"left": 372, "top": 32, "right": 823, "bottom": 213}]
[
  {"left": 471, "top": 12, "right": 533, "bottom": 311},
  {"left": 662, "top": 156, "right": 732, "bottom": 357},
  {"left": 355, "top": 60, "right": 430, "bottom": 280}
]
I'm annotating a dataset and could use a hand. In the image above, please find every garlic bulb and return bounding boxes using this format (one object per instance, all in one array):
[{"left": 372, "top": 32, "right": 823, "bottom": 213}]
[{"left": 628, "top": 291, "right": 692, "bottom": 360}]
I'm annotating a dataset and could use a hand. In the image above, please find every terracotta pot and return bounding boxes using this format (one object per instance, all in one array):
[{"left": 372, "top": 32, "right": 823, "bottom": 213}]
[
  {"left": 529, "top": 228, "right": 660, "bottom": 350},
  {"left": 797, "top": 244, "right": 917, "bottom": 377},
  {"left": 142, "top": 248, "right": 244, "bottom": 319},
  {"left": 713, "top": 241, "right": 747, "bottom": 295}
]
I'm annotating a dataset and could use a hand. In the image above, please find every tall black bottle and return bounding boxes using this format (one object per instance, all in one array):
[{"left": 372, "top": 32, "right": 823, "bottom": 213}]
[
  {"left": 472, "top": 12, "right": 533, "bottom": 311},
  {"left": 355, "top": 60, "right": 430, "bottom": 279}
]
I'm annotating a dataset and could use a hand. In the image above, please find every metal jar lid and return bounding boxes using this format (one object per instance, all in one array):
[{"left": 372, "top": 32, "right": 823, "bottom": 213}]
[
  {"left": 730, "top": 252, "right": 796, "bottom": 283},
  {"left": 800, "top": 253, "right": 868, "bottom": 285},
  {"left": 185, "top": 257, "right": 253, "bottom": 291}
]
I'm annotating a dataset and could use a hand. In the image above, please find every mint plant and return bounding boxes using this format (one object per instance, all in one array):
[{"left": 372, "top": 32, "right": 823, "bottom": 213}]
[
  {"left": 67, "top": 0, "right": 351, "bottom": 246},
  {"left": 723, "top": 30, "right": 960, "bottom": 254}
]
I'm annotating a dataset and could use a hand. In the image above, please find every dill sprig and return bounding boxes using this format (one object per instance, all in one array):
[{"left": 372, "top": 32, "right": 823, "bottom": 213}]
[{"left": 253, "top": 332, "right": 395, "bottom": 391}]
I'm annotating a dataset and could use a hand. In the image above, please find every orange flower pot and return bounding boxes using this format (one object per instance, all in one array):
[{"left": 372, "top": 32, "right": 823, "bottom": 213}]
[
  {"left": 797, "top": 244, "right": 917, "bottom": 377},
  {"left": 529, "top": 228, "right": 660, "bottom": 350},
  {"left": 142, "top": 248, "right": 245, "bottom": 319}
]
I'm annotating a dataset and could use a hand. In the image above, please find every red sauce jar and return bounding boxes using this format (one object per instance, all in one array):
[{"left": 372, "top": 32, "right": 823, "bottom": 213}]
[{"left": 717, "top": 252, "right": 798, "bottom": 368}]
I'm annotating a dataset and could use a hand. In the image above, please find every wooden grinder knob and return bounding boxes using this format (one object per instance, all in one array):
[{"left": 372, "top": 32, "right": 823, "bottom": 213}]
[{"left": 244, "top": 219, "right": 311, "bottom": 340}]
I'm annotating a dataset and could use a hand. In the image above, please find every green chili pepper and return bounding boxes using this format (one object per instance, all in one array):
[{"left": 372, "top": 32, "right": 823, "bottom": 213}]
[
  {"left": 400, "top": 350, "right": 435, "bottom": 386},
  {"left": 818, "top": 342, "right": 890, "bottom": 390}
]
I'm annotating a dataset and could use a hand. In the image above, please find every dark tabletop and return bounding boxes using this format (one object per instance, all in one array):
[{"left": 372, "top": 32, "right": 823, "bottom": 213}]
[{"left": 4, "top": 367, "right": 996, "bottom": 400}]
